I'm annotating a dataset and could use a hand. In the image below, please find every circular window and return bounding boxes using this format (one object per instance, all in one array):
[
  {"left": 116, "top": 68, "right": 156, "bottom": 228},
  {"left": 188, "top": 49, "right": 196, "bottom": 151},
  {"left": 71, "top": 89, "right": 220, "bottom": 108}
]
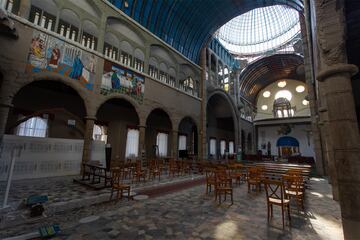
[
  {"left": 296, "top": 85, "right": 305, "bottom": 93},
  {"left": 261, "top": 105, "right": 268, "bottom": 110},
  {"left": 302, "top": 99, "right": 309, "bottom": 105},
  {"left": 275, "top": 90, "right": 292, "bottom": 101},
  {"left": 263, "top": 91, "right": 271, "bottom": 98},
  {"left": 277, "top": 81, "right": 287, "bottom": 88}
]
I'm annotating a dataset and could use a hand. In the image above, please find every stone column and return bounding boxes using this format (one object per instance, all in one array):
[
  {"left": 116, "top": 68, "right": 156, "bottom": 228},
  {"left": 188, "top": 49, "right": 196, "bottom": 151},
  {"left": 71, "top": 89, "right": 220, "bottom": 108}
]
[
  {"left": 81, "top": 116, "right": 96, "bottom": 166},
  {"left": 299, "top": 11, "right": 325, "bottom": 176},
  {"left": 171, "top": 130, "right": 178, "bottom": 159},
  {"left": 96, "top": 17, "right": 107, "bottom": 54},
  {"left": 314, "top": 1, "right": 360, "bottom": 238},
  {"left": 319, "top": 104, "right": 339, "bottom": 199},
  {"left": 199, "top": 47, "right": 207, "bottom": 160},
  {"left": 0, "top": 102, "right": 12, "bottom": 143},
  {"left": 0, "top": 70, "right": 16, "bottom": 144},
  {"left": 138, "top": 125, "right": 146, "bottom": 159}
]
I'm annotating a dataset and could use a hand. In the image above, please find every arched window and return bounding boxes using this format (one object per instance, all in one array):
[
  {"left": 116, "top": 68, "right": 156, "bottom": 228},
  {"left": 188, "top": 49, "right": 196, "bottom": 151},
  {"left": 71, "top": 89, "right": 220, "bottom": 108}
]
[
  {"left": 93, "top": 124, "right": 107, "bottom": 142},
  {"left": 125, "top": 128, "right": 139, "bottom": 157},
  {"left": 273, "top": 97, "right": 294, "bottom": 118},
  {"left": 178, "top": 135, "right": 187, "bottom": 150},
  {"left": 156, "top": 132, "right": 168, "bottom": 157},
  {"left": 16, "top": 117, "right": 48, "bottom": 137},
  {"left": 209, "top": 138, "right": 217, "bottom": 156},
  {"left": 181, "top": 77, "right": 195, "bottom": 95}
]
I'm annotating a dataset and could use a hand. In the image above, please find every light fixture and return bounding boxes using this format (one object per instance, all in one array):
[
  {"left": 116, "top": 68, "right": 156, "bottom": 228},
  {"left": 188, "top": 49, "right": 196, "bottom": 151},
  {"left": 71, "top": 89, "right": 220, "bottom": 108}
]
[
  {"left": 263, "top": 91, "right": 271, "bottom": 98},
  {"left": 277, "top": 81, "right": 287, "bottom": 88},
  {"left": 302, "top": 99, "right": 309, "bottom": 105},
  {"left": 261, "top": 105, "right": 268, "bottom": 110},
  {"left": 124, "top": 0, "right": 129, "bottom": 8},
  {"left": 296, "top": 85, "right": 305, "bottom": 93}
]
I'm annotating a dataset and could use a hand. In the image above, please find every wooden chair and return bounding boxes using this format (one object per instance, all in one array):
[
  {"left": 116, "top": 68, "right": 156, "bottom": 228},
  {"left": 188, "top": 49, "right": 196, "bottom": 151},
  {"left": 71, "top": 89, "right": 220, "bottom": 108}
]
[
  {"left": 168, "top": 159, "right": 179, "bottom": 177},
  {"left": 215, "top": 169, "right": 233, "bottom": 205},
  {"left": 247, "top": 167, "right": 262, "bottom": 192},
  {"left": 264, "top": 179, "right": 291, "bottom": 229},
  {"left": 132, "top": 160, "right": 147, "bottom": 183},
  {"left": 148, "top": 160, "right": 161, "bottom": 181},
  {"left": 109, "top": 168, "right": 131, "bottom": 201},
  {"left": 283, "top": 174, "right": 305, "bottom": 211},
  {"left": 230, "top": 164, "right": 247, "bottom": 185},
  {"left": 205, "top": 168, "right": 217, "bottom": 194}
]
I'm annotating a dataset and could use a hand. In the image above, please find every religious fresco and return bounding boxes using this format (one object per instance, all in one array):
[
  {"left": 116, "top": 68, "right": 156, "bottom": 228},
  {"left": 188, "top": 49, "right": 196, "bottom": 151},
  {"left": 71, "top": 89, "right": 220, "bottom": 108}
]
[
  {"left": 101, "top": 60, "right": 145, "bottom": 103},
  {"left": 26, "top": 30, "right": 97, "bottom": 91}
]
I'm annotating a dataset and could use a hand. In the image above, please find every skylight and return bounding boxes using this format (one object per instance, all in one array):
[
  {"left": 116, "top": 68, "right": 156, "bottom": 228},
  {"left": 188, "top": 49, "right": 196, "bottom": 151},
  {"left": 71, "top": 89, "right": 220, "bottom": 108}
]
[{"left": 216, "top": 5, "right": 300, "bottom": 56}]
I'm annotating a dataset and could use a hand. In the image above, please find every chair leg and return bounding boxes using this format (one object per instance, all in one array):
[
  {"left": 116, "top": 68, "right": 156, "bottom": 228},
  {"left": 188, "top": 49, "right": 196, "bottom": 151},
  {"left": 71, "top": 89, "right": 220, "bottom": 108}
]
[
  {"left": 110, "top": 188, "right": 113, "bottom": 201},
  {"left": 281, "top": 205, "right": 285, "bottom": 229},
  {"left": 127, "top": 188, "right": 130, "bottom": 201},
  {"left": 230, "top": 191, "right": 233, "bottom": 205},
  {"left": 267, "top": 204, "right": 270, "bottom": 222},
  {"left": 287, "top": 204, "right": 291, "bottom": 222}
]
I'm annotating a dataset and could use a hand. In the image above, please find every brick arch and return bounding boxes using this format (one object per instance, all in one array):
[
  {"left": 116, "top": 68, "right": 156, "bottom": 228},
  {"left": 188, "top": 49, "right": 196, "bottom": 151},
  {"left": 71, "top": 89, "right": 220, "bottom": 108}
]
[
  {"left": 207, "top": 89, "right": 240, "bottom": 148},
  {"left": 11, "top": 73, "right": 90, "bottom": 116},
  {"left": 95, "top": 94, "right": 141, "bottom": 121},
  {"left": 144, "top": 106, "right": 175, "bottom": 130}
]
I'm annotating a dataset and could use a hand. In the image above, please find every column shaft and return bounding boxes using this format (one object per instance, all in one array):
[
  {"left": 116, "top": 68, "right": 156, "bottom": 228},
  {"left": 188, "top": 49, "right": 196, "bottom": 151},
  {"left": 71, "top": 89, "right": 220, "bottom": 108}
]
[{"left": 81, "top": 116, "right": 95, "bottom": 166}]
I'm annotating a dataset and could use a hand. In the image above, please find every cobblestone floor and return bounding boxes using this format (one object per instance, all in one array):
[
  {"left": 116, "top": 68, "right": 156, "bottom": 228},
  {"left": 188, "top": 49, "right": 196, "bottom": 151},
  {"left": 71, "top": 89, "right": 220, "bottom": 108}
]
[{"left": 0, "top": 177, "right": 343, "bottom": 240}]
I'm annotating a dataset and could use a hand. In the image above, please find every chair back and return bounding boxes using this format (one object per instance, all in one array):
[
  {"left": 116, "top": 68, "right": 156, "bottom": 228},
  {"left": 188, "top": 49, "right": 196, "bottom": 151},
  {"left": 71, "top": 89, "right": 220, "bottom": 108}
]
[
  {"left": 264, "top": 179, "right": 286, "bottom": 202},
  {"left": 283, "top": 174, "right": 303, "bottom": 193},
  {"left": 111, "top": 168, "right": 122, "bottom": 185}
]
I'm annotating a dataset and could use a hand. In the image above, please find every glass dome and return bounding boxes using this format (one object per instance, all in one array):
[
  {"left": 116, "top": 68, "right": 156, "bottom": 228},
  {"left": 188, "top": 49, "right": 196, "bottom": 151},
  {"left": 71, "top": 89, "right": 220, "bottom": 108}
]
[{"left": 216, "top": 5, "right": 300, "bottom": 56}]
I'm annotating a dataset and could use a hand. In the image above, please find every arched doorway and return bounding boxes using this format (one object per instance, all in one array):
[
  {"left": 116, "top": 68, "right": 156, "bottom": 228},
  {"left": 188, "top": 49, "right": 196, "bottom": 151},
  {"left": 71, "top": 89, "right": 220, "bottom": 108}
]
[
  {"left": 6, "top": 80, "right": 86, "bottom": 139},
  {"left": 206, "top": 93, "right": 237, "bottom": 160},
  {"left": 145, "top": 108, "right": 172, "bottom": 159},
  {"left": 178, "top": 117, "right": 198, "bottom": 158},
  {"left": 96, "top": 98, "right": 139, "bottom": 163}
]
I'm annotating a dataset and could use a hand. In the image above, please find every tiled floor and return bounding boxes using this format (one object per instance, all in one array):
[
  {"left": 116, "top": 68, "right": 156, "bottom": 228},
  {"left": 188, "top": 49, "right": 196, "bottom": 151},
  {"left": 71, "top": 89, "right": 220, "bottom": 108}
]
[{"left": 0, "top": 177, "right": 343, "bottom": 240}]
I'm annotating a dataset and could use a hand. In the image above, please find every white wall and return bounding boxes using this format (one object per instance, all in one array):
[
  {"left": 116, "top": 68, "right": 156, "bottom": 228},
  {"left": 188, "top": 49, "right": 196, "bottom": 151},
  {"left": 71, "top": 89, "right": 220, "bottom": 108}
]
[
  {"left": 257, "top": 123, "right": 315, "bottom": 157},
  {"left": 0, "top": 135, "right": 105, "bottom": 180}
]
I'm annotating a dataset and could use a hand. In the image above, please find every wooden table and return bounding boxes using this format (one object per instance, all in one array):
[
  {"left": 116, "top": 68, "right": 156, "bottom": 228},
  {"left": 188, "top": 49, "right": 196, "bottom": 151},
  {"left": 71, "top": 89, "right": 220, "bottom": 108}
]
[{"left": 74, "top": 162, "right": 111, "bottom": 189}]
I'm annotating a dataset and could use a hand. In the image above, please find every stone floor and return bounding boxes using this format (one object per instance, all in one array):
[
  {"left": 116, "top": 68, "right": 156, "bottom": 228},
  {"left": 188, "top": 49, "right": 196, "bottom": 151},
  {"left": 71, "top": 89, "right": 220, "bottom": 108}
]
[
  {"left": 0, "top": 177, "right": 343, "bottom": 240},
  {"left": 0, "top": 173, "right": 201, "bottom": 207}
]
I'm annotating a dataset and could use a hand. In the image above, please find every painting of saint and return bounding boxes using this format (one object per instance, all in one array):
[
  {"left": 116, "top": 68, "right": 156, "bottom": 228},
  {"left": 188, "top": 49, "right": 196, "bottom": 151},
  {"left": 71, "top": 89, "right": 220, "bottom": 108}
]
[
  {"left": 135, "top": 79, "right": 142, "bottom": 96},
  {"left": 29, "top": 33, "right": 47, "bottom": 68},
  {"left": 48, "top": 44, "right": 61, "bottom": 68},
  {"left": 69, "top": 51, "right": 84, "bottom": 80},
  {"left": 111, "top": 71, "right": 121, "bottom": 89}
]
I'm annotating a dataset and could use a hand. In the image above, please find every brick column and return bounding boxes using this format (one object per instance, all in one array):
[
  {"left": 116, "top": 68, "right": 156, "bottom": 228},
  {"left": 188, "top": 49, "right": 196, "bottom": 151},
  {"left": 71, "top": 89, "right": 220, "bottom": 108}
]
[
  {"left": 81, "top": 116, "right": 96, "bottom": 165},
  {"left": 138, "top": 125, "right": 146, "bottom": 159},
  {"left": 171, "top": 130, "right": 178, "bottom": 159},
  {"left": 199, "top": 47, "right": 207, "bottom": 160}
]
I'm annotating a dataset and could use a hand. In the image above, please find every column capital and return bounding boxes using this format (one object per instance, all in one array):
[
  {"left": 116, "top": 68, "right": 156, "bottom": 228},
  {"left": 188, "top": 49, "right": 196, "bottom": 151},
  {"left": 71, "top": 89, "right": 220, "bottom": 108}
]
[
  {"left": 84, "top": 116, "right": 97, "bottom": 121},
  {"left": 317, "top": 64, "right": 358, "bottom": 82},
  {"left": 138, "top": 125, "right": 146, "bottom": 129}
]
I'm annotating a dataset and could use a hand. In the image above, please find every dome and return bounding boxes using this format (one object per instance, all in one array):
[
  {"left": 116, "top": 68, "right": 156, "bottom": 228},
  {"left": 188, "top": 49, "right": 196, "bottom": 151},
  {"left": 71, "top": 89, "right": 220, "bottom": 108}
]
[{"left": 216, "top": 5, "right": 300, "bottom": 56}]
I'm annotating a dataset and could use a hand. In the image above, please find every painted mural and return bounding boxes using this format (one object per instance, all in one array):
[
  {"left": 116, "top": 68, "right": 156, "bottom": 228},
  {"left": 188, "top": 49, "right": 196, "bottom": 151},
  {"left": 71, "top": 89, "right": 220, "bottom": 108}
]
[
  {"left": 101, "top": 60, "right": 145, "bottom": 103},
  {"left": 26, "top": 30, "right": 96, "bottom": 91}
]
